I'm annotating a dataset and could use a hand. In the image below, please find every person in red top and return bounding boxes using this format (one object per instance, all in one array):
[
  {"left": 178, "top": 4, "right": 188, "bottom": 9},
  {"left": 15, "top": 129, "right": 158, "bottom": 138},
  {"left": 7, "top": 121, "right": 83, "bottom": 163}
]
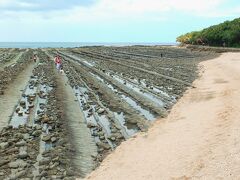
[{"left": 54, "top": 55, "right": 62, "bottom": 72}]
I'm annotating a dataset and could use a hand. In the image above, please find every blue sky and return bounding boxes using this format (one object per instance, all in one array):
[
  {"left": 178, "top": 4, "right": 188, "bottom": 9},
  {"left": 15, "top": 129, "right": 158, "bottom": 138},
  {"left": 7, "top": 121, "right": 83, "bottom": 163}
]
[{"left": 0, "top": 0, "right": 239, "bottom": 42}]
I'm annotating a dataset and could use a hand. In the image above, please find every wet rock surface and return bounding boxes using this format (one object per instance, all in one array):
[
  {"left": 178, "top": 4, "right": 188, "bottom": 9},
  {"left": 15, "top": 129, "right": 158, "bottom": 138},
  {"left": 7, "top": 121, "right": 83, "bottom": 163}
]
[
  {"left": 0, "top": 46, "right": 217, "bottom": 178},
  {"left": 0, "top": 50, "right": 76, "bottom": 179},
  {"left": 0, "top": 49, "right": 34, "bottom": 95}
]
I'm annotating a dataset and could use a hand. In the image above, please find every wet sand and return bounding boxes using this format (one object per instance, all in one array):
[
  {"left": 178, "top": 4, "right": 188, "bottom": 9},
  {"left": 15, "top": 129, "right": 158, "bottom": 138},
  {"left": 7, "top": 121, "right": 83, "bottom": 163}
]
[{"left": 86, "top": 53, "right": 240, "bottom": 179}]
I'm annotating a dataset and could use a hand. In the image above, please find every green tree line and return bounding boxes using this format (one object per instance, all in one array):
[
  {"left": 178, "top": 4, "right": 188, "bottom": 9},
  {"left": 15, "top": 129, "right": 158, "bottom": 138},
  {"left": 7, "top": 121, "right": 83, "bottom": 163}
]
[{"left": 177, "top": 18, "right": 240, "bottom": 47}]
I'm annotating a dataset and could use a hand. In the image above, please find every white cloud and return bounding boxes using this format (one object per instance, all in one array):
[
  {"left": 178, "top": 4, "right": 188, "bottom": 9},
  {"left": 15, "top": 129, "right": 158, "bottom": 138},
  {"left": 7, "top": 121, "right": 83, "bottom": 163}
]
[
  {"left": 0, "top": 0, "right": 238, "bottom": 23},
  {"left": 199, "top": 5, "right": 240, "bottom": 18},
  {"left": 0, "top": 0, "right": 13, "bottom": 7},
  {"left": 0, "top": 0, "right": 239, "bottom": 42},
  {"left": 17, "top": 1, "right": 37, "bottom": 8},
  {"left": 47, "top": 0, "right": 230, "bottom": 23},
  {"left": 57, "top": 0, "right": 237, "bottom": 22},
  {"left": 169, "top": 0, "right": 225, "bottom": 12}
]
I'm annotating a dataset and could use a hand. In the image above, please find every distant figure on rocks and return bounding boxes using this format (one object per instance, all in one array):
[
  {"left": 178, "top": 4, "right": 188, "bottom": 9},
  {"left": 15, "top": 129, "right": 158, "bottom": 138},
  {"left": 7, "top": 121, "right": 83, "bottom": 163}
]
[
  {"left": 33, "top": 54, "right": 37, "bottom": 62},
  {"left": 223, "top": 42, "right": 226, "bottom": 47},
  {"left": 54, "top": 55, "right": 62, "bottom": 72},
  {"left": 60, "top": 66, "right": 64, "bottom": 75},
  {"left": 160, "top": 53, "right": 163, "bottom": 58}
]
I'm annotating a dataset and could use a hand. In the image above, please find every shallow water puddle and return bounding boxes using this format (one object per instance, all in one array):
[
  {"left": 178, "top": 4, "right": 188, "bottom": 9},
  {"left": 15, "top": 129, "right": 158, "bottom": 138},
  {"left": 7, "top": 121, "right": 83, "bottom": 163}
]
[
  {"left": 34, "top": 83, "right": 53, "bottom": 150},
  {"left": 8, "top": 73, "right": 54, "bottom": 177},
  {"left": 64, "top": 51, "right": 172, "bottom": 107},
  {"left": 114, "top": 112, "right": 137, "bottom": 136},
  {"left": 62, "top": 52, "right": 95, "bottom": 67},
  {"left": 140, "top": 79, "right": 176, "bottom": 102},
  {"left": 111, "top": 74, "right": 165, "bottom": 107},
  {"left": 90, "top": 72, "right": 156, "bottom": 121},
  {"left": 83, "top": 60, "right": 95, "bottom": 67},
  {"left": 121, "top": 96, "right": 155, "bottom": 121},
  {"left": 74, "top": 86, "right": 115, "bottom": 148},
  {"left": 62, "top": 52, "right": 152, "bottom": 136},
  {"left": 141, "top": 79, "right": 170, "bottom": 96},
  {"left": 9, "top": 76, "right": 38, "bottom": 127},
  {"left": 96, "top": 115, "right": 111, "bottom": 135},
  {"left": 33, "top": 84, "right": 53, "bottom": 178}
]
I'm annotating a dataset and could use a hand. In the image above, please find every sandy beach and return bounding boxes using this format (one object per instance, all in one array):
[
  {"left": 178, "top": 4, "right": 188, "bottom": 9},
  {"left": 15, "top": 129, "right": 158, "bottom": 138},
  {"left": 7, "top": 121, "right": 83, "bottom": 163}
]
[{"left": 86, "top": 52, "right": 240, "bottom": 180}]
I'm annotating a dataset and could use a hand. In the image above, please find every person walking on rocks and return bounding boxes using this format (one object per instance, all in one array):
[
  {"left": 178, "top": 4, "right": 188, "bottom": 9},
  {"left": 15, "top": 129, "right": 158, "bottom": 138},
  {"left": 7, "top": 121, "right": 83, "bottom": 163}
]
[
  {"left": 54, "top": 55, "right": 62, "bottom": 72},
  {"left": 33, "top": 54, "right": 37, "bottom": 63}
]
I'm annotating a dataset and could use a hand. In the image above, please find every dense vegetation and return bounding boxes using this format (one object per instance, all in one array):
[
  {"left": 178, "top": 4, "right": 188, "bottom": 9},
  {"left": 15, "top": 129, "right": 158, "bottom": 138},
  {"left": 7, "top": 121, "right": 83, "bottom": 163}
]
[{"left": 177, "top": 18, "right": 240, "bottom": 47}]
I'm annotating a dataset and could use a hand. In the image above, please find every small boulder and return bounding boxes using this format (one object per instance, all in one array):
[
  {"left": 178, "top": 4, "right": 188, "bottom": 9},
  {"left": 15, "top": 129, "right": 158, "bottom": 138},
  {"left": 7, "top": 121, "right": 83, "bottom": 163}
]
[
  {"left": 97, "top": 142, "right": 111, "bottom": 150},
  {"left": 0, "top": 142, "right": 9, "bottom": 149},
  {"left": 51, "top": 137, "right": 57, "bottom": 143},
  {"left": 18, "top": 151, "right": 28, "bottom": 159},
  {"left": 87, "top": 122, "right": 96, "bottom": 128},
  {"left": 16, "top": 140, "right": 26, "bottom": 147},
  {"left": 28, "top": 103, "right": 34, "bottom": 108},
  {"left": 0, "top": 159, "right": 9, "bottom": 167},
  {"left": 8, "top": 160, "right": 27, "bottom": 168},
  {"left": 32, "top": 130, "right": 42, "bottom": 137},
  {"left": 110, "top": 136, "right": 116, "bottom": 141},
  {"left": 15, "top": 107, "right": 20, "bottom": 113},
  {"left": 42, "top": 135, "right": 51, "bottom": 142},
  {"left": 20, "top": 101, "right": 26, "bottom": 107},
  {"left": 18, "top": 110, "right": 24, "bottom": 116},
  {"left": 39, "top": 158, "right": 51, "bottom": 166},
  {"left": 97, "top": 108, "right": 105, "bottom": 114}
]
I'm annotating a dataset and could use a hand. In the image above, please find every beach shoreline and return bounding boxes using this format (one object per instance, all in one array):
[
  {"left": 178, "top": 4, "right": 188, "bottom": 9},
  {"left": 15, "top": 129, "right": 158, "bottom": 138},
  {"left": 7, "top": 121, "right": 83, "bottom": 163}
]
[
  {"left": 86, "top": 52, "right": 240, "bottom": 179},
  {"left": 0, "top": 46, "right": 221, "bottom": 179}
]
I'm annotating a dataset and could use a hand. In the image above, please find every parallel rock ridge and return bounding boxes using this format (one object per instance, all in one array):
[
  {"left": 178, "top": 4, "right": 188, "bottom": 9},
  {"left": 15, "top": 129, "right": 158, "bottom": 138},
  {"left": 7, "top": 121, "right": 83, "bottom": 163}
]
[{"left": 0, "top": 46, "right": 217, "bottom": 178}]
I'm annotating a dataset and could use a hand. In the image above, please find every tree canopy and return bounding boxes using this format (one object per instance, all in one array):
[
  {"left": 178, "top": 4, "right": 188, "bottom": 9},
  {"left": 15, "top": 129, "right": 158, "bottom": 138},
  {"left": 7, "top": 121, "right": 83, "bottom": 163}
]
[{"left": 176, "top": 18, "right": 240, "bottom": 47}]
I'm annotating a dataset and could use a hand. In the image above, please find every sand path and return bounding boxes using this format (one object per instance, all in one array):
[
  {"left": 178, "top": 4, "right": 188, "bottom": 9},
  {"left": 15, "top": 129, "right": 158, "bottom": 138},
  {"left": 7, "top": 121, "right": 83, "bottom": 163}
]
[{"left": 86, "top": 53, "right": 240, "bottom": 180}]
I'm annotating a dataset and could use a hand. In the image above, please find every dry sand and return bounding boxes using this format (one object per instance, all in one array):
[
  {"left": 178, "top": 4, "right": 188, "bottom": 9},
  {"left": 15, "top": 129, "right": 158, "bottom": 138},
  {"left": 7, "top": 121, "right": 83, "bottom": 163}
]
[{"left": 86, "top": 53, "right": 240, "bottom": 180}]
